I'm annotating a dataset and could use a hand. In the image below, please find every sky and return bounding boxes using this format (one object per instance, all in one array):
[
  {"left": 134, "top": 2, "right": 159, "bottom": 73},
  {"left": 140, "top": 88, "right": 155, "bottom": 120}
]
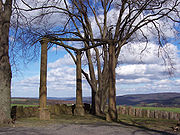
[
  {"left": 11, "top": 41, "right": 180, "bottom": 98},
  {"left": 11, "top": 0, "right": 180, "bottom": 98}
]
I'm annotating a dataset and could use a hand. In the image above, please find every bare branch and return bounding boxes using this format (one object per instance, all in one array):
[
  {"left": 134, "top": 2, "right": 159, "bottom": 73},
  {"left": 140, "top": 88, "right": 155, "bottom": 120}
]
[{"left": 50, "top": 40, "right": 78, "bottom": 51}]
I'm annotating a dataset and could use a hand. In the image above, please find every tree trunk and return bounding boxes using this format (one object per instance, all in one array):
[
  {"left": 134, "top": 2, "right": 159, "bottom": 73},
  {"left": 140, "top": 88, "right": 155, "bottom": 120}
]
[
  {"left": 87, "top": 45, "right": 109, "bottom": 116},
  {"left": 0, "top": 0, "right": 12, "bottom": 124},
  {"left": 91, "top": 86, "right": 103, "bottom": 116},
  {"left": 107, "top": 43, "right": 117, "bottom": 121},
  {"left": 100, "top": 86, "right": 109, "bottom": 113},
  {"left": 74, "top": 50, "right": 85, "bottom": 116},
  {"left": 95, "top": 89, "right": 101, "bottom": 115},
  {"left": 91, "top": 78, "right": 109, "bottom": 116},
  {"left": 91, "top": 89, "right": 96, "bottom": 114}
]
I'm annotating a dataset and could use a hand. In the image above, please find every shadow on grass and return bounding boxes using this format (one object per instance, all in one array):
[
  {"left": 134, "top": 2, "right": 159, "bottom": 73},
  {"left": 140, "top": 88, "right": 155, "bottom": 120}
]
[
  {"left": 115, "top": 119, "right": 177, "bottom": 135},
  {"left": 1, "top": 114, "right": 177, "bottom": 135},
  {"left": 86, "top": 114, "right": 177, "bottom": 135}
]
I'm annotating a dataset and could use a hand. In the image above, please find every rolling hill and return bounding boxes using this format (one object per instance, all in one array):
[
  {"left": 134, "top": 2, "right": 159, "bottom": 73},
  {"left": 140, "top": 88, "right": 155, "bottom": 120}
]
[
  {"left": 12, "top": 92, "right": 180, "bottom": 107},
  {"left": 82, "top": 92, "right": 180, "bottom": 107},
  {"left": 115, "top": 92, "right": 180, "bottom": 106}
]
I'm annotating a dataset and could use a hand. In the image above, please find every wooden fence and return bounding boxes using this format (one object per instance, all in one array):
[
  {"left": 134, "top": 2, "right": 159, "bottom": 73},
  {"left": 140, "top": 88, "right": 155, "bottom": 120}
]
[{"left": 117, "top": 106, "right": 180, "bottom": 121}]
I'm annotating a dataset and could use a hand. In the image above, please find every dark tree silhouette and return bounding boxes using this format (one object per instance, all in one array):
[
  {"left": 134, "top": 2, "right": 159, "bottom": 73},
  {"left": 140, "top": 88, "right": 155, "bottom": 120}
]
[{"left": 0, "top": 0, "right": 12, "bottom": 124}]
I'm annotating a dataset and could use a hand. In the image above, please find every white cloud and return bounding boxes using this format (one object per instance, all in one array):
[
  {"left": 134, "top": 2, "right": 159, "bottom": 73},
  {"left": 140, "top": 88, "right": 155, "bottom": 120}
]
[
  {"left": 12, "top": 60, "right": 91, "bottom": 97},
  {"left": 116, "top": 64, "right": 146, "bottom": 76},
  {"left": 175, "top": 79, "right": 180, "bottom": 86},
  {"left": 155, "top": 79, "right": 173, "bottom": 85},
  {"left": 114, "top": 42, "right": 180, "bottom": 95},
  {"left": 118, "top": 42, "right": 178, "bottom": 65},
  {"left": 48, "top": 53, "right": 74, "bottom": 69},
  {"left": 116, "top": 78, "right": 151, "bottom": 84}
]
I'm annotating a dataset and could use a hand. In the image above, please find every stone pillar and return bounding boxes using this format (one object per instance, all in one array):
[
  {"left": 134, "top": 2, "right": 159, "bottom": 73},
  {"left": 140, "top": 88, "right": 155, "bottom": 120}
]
[
  {"left": 106, "top": 43, "right": 117, "bottom": 121},
  {"left": 39, "top": 38, "right": 50, "bottom": 120},
  {"left": 74, "top": 50, "right": 85, "bottom": 116}
]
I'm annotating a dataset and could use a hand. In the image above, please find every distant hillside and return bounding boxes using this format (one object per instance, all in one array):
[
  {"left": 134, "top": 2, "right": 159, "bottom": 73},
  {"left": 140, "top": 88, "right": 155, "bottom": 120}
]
[
  {"left": 116, "top": 92, "right": 180, "bottom": 106},
  {"left": 82, "top": 92, "right": 180, "bottom": 107},
  {"left": 11, "top": 97, "right": 75, "bottom": 105},
  {"left": 12, "top": 92, "right": 180, "bottom": 107}
]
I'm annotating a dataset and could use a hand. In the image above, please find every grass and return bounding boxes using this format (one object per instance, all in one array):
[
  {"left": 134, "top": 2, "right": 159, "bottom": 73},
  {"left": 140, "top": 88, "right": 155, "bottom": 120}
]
[
  {"left": 11, "top": 104, "right": 39, "bottom": 107},
  {"left": 5, "top": 113, "right": 178, "bottom": 134},
  {"left": 118, "top": 114, "right": 177, "bottom": 133},
  {"left": 14, "top": 114, "right": 107, "bottom": 128},
  {"left": 8, "top": 103, "right": 179, "bottom": 133},
  {"left": 0, "top": 112, "right": 178, "bottom": 134},
  {"left": 134, "top": 106, "right": 180, "bottom": 113}
]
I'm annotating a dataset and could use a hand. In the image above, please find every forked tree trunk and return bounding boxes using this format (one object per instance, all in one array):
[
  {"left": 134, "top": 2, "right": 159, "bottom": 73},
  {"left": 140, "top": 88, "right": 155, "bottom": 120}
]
[
  {"left": 0, "top": 0, "right": 12, "bottom": 124},
  {"left": 88, "top": 45, "right": 109, "bottom": 116}
]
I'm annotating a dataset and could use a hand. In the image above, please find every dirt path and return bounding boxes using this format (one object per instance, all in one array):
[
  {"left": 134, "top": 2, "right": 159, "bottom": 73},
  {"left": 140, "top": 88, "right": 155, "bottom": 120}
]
[
  {"left": 0, "top": 114, "right": 179, "bottom": 135},
  {"left": 0, "top": 122, "right": 178, "bottom": 135}
]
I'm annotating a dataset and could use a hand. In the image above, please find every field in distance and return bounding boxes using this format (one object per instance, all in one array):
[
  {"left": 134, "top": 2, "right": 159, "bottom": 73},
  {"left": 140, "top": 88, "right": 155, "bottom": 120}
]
[
  {"left": 11, "top": 97, "right": 75, "bottom": 106},
  {"left": 12, "top": 92, "right": 180, "bottom": 107}
]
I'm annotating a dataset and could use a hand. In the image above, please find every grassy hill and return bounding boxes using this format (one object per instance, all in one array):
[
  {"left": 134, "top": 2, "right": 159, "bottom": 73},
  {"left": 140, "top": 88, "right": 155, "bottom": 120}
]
[{"left": 11, "top": 97, "right": 75, "bottom": 106}]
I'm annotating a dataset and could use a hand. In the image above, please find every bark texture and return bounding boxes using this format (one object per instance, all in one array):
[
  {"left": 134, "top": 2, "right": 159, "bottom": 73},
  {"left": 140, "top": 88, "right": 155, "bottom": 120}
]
[
  {"left": 107, "top": 43, "right": 117, "bottom": 121},
  {"left": 0, "top": 0, "right": 12, "bottom": 124},
  {"left": 74, "top": 50, "right": 85, "bottom": 116}
]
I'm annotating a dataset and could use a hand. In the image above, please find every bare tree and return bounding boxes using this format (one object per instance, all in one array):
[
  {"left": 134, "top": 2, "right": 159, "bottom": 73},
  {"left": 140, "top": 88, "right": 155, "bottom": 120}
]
[
  {"left": 0, "top": 0, "right": 12, "bottom": 124},
  {"left": 13, "top": 0, "right": 180, "bottom": 120}
]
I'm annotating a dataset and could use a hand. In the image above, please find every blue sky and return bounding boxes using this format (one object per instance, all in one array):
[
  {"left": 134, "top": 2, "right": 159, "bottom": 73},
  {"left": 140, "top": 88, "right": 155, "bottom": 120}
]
[
  {"left": 10, "top": 0, "right": 180, "bottom": 98},
  {"left": 11, "top": 42, "right": 180, "bottom": 98}
]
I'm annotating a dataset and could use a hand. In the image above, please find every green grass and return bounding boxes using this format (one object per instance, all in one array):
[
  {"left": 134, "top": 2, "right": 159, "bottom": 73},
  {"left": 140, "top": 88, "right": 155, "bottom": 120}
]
[
  {"left": 134, "top": 106, "right": 180, "bottom": 113},
  {"left": 11, "top": 104, "right": 39, "bottom": 107},
  {"left": 2, "top": 105, "right": 178, "bottom": 134},
  {"left": 14, "top": 114, "right": 107, "bottom": 128},
  {"left": 12, "top": 114, "right": 177, "bottom": 133},
  {"left": 118, "top": 114, "right": 177, "bottom": 132}
]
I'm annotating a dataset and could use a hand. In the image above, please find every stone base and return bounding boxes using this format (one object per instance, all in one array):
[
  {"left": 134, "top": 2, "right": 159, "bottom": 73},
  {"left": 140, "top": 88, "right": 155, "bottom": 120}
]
[
  {"left": 39, "top": 108, "right": 50, "bottom": 120},
  {"left": 74, "top": 105, "right": 85, "bottom": 116}
]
